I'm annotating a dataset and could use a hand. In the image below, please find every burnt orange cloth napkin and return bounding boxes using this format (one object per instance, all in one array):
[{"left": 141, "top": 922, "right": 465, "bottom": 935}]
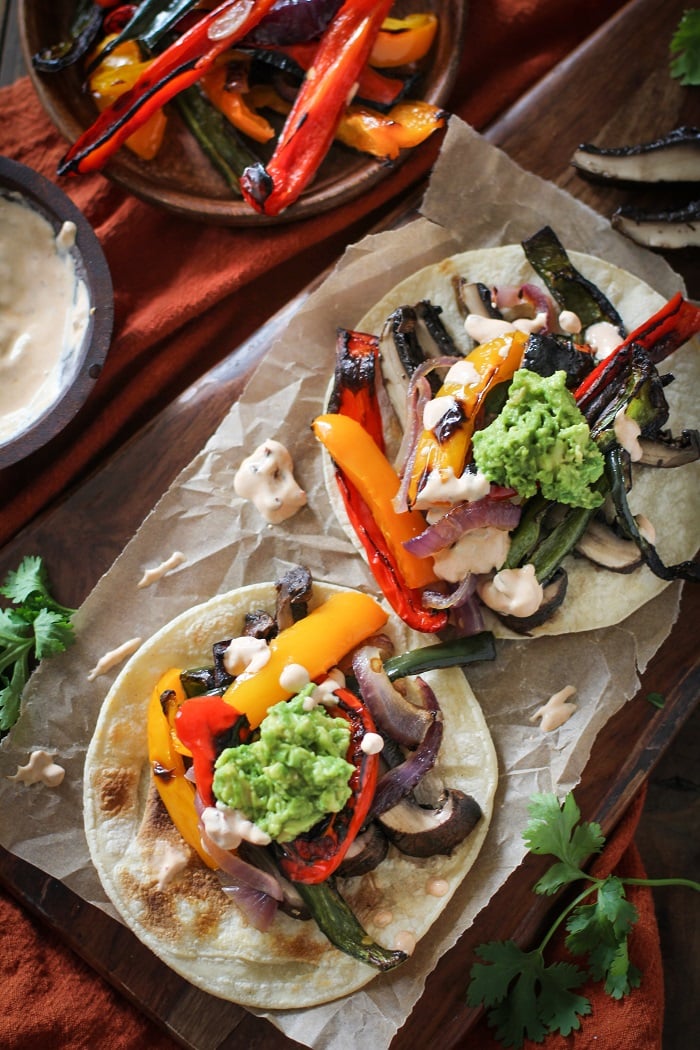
[{"left": 2, "top": 1, "right": 664, "bottom": 1048}]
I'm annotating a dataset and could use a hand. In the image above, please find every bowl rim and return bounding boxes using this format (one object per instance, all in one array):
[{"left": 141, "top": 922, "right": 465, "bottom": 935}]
[{"left": 0, "top": 154, "right": 114, "bottom": 469}]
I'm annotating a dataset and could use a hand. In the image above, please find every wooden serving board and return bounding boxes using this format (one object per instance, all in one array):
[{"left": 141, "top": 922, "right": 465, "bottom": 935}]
[{"left": 1, "top": 0, "right": 698, "bottom": 1047}]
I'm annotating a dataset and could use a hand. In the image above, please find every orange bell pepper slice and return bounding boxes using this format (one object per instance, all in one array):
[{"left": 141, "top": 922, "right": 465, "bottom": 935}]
[
  {"left": 370, "top": 13, "right": 439, "bottom": 68},
  {"left": 312, "top": 414, "right": 440, "bottom": 591},
  {"left": 222, "top": 591, "right": 388, "bottom": 729},
  {"left": 407, "top": 331, "right": 528, "bottom": 507},
  {"left": 200, "top": 65, "right": 275, "bottom": 143},
  {"left": 337, "top": 99, "right": 445, "bottom": 160},
  {"left": 147, "top": 669, "right": 216, "bottom": 868}
]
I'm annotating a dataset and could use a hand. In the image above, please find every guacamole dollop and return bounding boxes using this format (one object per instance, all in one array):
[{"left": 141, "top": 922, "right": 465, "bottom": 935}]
[
  {"left": 472, "top": 369, "right": 605, "bottom": 509},
  {"left": 212, "top": 693, "right": 354, "bottom": 842}
]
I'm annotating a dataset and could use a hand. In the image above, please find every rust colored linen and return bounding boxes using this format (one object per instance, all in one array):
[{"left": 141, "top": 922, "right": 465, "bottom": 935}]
[{"left": 1, "top": 2, "right": 665, "bottom": 1048}]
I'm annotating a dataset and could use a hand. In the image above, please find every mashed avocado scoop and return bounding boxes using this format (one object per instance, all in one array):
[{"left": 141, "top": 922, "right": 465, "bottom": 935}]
[
  {"left": 213, "top": 690, "right": 354, "bottom": 842},
  {"left": 472, "top": 369, "right": 605, "bottom": 510}
]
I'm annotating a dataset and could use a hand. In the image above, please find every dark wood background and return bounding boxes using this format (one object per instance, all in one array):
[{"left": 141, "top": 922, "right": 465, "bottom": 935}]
[{"left": 1, "top": 1, "right": 698, "bottom": 1047}]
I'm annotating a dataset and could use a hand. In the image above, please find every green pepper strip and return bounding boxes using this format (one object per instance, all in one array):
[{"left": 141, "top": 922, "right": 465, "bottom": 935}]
[
  {"left": 575, "top": 293, "right": 700, "bottom": 416},
  {"left": 58, "top": 0, "right": 279, "bottom": 176},
  {"left": 292, "top": 877, "right": 408, "bottom": 972},
  {"left": 174, "top": 85, "right": 260, "bottom": 193},
  {"left": 522, "top": 225, "right": 626, "bottom": 332},
  {"left": 240, "top": 0, "right": 395, "bottom": 215},
  {"left": 605, "top": 445, "right": 700, "bottom": 583},
  {"left": 32, "top": 0, "right": 103, "bottom": 73},
  {"left": 85, "top": 0, "right": 200, "bottom": 75},
  {"left": 383, "top": 633, "right": 496, "bottom": 680}
]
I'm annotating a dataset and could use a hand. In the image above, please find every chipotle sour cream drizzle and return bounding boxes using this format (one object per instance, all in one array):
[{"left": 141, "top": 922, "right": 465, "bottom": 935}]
[{"left": 0, "top": 195, "right": 89, "bottom": 445}]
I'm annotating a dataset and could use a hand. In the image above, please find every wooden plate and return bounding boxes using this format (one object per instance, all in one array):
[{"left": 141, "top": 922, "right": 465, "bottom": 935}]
[{"left": 19, "top": 0, "right": 466, "bottom": 225}]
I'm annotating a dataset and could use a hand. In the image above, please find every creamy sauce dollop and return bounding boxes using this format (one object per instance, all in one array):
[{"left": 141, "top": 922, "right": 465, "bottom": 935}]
[
  {"left": 0, "top": 195, "right": 90, "bottom": 445},
  {"left": 234, "top": 439, "right": 307, "bottom": 524},
  {"left": 8, "top": 750, "right": 65, "bottom": 787}
]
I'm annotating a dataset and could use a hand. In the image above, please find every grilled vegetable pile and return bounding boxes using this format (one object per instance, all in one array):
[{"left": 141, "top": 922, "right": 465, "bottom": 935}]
[
  {"left": 35, "top": 0, "right": 446, "bottom": 214},
  {"left": 314, "top": 227, "right": 700, "bottom": 636}
]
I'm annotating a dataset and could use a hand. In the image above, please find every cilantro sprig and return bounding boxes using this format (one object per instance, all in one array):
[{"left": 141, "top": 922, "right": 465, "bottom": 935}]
[
  {"left": 670, "top": 9, "right": 700, "bottom": 85},
  {"left": 0, "top": 556, "right": 76, "bottom": 734},
  {"left": 467, "top": 792, "right": 700, "bottom": 1048}
]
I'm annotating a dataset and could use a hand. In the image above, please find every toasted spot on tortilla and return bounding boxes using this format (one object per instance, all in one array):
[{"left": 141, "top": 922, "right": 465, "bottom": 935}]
[{"left": 95, "top": 767, "right": 138, "bottom": 815}]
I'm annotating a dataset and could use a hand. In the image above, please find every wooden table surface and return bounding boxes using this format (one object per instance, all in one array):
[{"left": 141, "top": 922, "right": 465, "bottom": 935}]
[{"left": 1, "top": 1, "right": 698, "bottom": 1048}]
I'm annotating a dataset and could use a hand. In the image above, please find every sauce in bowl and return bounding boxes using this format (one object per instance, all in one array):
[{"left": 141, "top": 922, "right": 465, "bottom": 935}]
[{"left": 0, "top": 194, "right": 90, "bottom": 445}]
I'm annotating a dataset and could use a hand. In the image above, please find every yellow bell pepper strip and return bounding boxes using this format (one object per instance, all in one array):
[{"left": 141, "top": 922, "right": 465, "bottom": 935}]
[
  {"left": 151, "top": 665, "right": 192, "bottom": 756},
  {"left": 222, "top": 591, "right": 388, "bottom": 728},
  {"left": 336, "top": 99, "right": 445, "bottom": 160},
  {"left": 240, "top": 0, "right": 394, "bottom": 216},
  {"left": 406, "top": 330, "right": 528, "bottom": 508},
  {"left": 370, "top": 12, "right": 439, "bottom": 68},
  {"left": 58, "top": 0, "right": 279, "bottom": 176},
  {"left": 88, "top": 37, "right": 167, "bottom": 160},
  {"left": 275, "top": 687, "right": 379, "bottom": 884},
  {"left": 147, "top": 669, "right": 216, "bottom": 868},
  {"left": 200, "top": 64, "right": 275, "bottom": 143}
]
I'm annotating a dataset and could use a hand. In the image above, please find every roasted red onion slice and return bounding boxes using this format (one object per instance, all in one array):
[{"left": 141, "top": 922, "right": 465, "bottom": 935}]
[
  {"left": 422, "top": 571, "right": 475, "bottom": 610},
  {"left": 352, "top": 643, "right": 435, "bottom": 748},
  {"left": 494, "top": 282, "right": 557, "bottom": 332},
  {"left": 393, "top": 375, "right": 431, "bottom": 513},
  {"left": 404, "top": 497, "right": 522, "bottom": 558},
  {"left": 369, "top": 681, "right": 442, "bottom": 818}
]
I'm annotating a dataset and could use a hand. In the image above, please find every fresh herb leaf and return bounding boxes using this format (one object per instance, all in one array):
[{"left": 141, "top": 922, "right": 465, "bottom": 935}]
[
  {"left": 670, "top": 9, "right": 700, "bottom": 85},
  {"left": 524, "top": 792, "right": 605, "bottom": 894},
  {"left": 0, "top": 557, "right": 76, "bottom": 734},
  {"left": 468, "top": 792, "right": 700, "bottom": 1048},
  {"left": 647, "top": 691, "right": 665, "bottom": 709}
]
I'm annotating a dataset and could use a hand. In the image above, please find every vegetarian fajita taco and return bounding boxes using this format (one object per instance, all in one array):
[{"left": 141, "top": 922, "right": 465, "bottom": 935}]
[
  {"left": 84, "top": 571, "right": 497, "bottom": 1008},
  {"left": 313, "top": 227, "right": 700, "bottom": 638}
]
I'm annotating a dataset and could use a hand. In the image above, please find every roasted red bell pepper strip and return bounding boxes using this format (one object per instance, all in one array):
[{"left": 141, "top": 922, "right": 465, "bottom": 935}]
[
  {"left": 575, "top": 293, "right": 700, "bottom": 414},
  {"left": 335, "top": 469, "right": 448, "bottom": 633},
  {"left": 175, "top": 693, "right": 251, "bottom": 808},
  {"left": 327, "top": 329, "right": 386, "bottom": 447},
  {"left": 240, "top": 0, "right": 394, "bottom": 215},
  {"left": 275, "top": 687, "right": 380, "bottom": 884},
  {"left": 58, "top": 0, "right": 278, "bottom": 175}
]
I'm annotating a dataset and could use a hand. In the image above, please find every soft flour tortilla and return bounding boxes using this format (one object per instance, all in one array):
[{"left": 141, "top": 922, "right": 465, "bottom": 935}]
[
  {"left": 325, "top": 244, "right": 700, "bottom": 638},
  {"left": 84, "top": 582, "right": 497, "bottom": 1009}
]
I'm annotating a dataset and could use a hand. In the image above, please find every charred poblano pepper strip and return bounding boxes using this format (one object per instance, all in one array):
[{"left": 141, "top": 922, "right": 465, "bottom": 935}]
[
  {"left": 587, "top": 346, "right": 670, "bottom": 450},
  {"left": 605, "top": 446, "right": 700, "bottom": 582},
  {"left": 174, "top": 85, "right": 260, "bottom": 192},
  {"left": 575, "top": 293, "right": 700, "bottom": 416},
  {"left": 292, "top": 876, "right": 408, "bottom": 971},
  {"left": 503, "top": 493, "right": 551, "bottom": 570},
  {"left": 383, "top": 632, "right": 496, "bottom": 680},
  {"left": 522, "top": 226, "right": 626, "bottom": 333},
  {"left": 58, "top": 0, "right": 279, "bottom": 176},
  {"left": 275, "top": 688, "right": 379, "bottom": 884},
  {"left": 528, "top": 502, "right": 599, "bottom": 583},
  {"left": 85, "top": 0, "right": 200, "bottom": 75},
  {"left": 32, "top": 0, "right": 103, "bottom": 73}
]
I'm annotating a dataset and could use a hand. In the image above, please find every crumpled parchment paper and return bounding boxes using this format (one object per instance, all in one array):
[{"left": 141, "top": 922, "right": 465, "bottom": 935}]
[{"left": 0, "top": 118, "right": 688, "bottom": 1050}]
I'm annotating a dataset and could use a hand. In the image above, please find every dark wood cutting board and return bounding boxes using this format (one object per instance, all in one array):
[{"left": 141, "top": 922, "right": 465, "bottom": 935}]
[{"left": 1, "top": 0, "right": 698, "bottom": 1047}]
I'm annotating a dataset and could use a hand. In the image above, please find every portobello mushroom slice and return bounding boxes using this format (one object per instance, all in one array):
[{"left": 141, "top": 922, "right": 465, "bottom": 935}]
[
  {"left": 495, "top": 568, "right": 568, "bottom": 635},
  {"left": 337, "top": 823, "right": 389, "bottom": 877},
  {"left": 638, "top": 429, "right": 700, "bottom": 467},
  {"left": 453, "top": 278, "right": 502, "bottom": 320},
  {"left": 522, "top": 332, "right": 596, "bottom": 388},
  {"left": 575, "top": 519, "right": 643, "bottom": 573},
  {"left": 571, "top": 127, "right": 700, "bottom": 183},
  {"left": 377, "top": 788, "right": 482, "bottom": 858},
  {"left": 611, "top": 200, "right": 700, "bottom": 250},
  {"left": 275, "top": 565, "right": 313, "bottom": 630}
]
